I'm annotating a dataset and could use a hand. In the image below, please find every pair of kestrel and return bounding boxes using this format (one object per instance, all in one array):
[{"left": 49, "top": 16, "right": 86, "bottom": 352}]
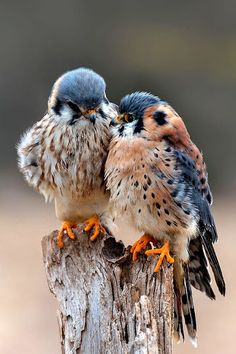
[{"left": 17, "top": 68, "right": 225, "bottom": 344}]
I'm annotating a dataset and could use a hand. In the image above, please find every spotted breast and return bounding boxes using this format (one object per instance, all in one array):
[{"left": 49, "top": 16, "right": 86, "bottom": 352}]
[{"left": 105, "top": 91, "right": 225, "bottom": 344}]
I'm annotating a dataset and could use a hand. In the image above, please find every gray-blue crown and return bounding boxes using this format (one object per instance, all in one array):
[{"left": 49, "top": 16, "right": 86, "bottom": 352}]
[{"left": 56, "top": 67, "right": 106, "bottom": 109}]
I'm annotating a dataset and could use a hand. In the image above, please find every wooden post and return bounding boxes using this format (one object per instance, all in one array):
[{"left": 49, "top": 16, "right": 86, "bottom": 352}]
[{"left": 42, "top": 225, "right": 173, "bottom": 354}]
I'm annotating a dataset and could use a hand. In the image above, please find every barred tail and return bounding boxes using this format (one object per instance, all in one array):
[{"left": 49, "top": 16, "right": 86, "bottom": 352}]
[
  {"left": 174, "top": 231, "right": 225, "bottom": 346},
  {"left": 188, "top": 236, "right": 225, "bottom": 298},
  {"left": 174, "top": 263, "right": 197, "bottom": 347},
  {"left": 201, "top": 231, "right": 226, "bottom": 296},
  {"left": 188, "top": 236, "right": 216, "bottom": 299},
  {"left": 174, "top": 282, "right": 184, "bottom": 342}
]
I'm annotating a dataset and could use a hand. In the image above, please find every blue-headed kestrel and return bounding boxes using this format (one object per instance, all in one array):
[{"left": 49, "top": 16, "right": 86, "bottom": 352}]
[
  {"left": 17, "top": 68, "right": 117, "bottom": 248},
  {"left": 105, "top": 92, "right": 225, "bottom": 344}
]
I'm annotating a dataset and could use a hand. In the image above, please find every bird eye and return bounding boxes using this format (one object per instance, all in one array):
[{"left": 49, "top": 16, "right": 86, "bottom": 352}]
[
  {"left": 124, "top": 113, "right": 135, "bottom": 122},
  {"left": 66, "top": 100, "right": 82, "bottom": 115}
]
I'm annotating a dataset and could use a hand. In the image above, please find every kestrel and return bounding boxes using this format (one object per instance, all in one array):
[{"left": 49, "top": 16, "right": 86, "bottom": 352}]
[
  {"left": 18, "top": 67, "right": 116, "bottom": 248},
  {"left": 105, "top": 91, "right": 225, "bottom": 343}
]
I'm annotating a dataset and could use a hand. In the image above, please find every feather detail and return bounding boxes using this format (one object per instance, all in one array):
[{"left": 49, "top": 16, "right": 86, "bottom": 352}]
[
  {"left": 200, "top": 229, "right": 226, "bottom": 296},
  {"left": 174, "top": 262, "right": 197, "bottom": 346},
  {"left": 188, "top": 237, "right": 216, "bottom": 299}
]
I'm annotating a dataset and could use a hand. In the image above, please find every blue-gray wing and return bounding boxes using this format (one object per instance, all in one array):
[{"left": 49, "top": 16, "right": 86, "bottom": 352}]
[{"left": 175, "top": 150, "right": 225, "bottom": 296}]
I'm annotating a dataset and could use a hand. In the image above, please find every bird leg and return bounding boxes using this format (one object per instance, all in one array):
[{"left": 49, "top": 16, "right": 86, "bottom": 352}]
[
  {"left": 145, "top": 240, "right": 174, "bottom": 272},
  {"left": 130, "top": 234, "right": 157, "bottom": 261},
  {"left": 57, "top": 221, "right": 77, "bottom": 248},
  {"left": 84, "top": 214, "right": 106, "bottom": 241}
]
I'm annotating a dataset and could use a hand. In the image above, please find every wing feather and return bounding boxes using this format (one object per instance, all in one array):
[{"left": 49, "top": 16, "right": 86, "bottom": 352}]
[{"left": 175, "top": 149, "right": 225, "bottom": 295}]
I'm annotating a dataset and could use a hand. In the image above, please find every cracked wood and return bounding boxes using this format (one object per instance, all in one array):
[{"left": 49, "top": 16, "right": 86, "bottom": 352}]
[{"left": 42, "top": 225, "right": 174, "bottom": 354}]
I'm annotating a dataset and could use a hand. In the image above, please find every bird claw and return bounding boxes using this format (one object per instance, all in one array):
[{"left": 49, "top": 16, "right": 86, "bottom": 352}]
[
  {"left": 84, "top": 215, "right": 106, "bottom": 241},
  {"left": 57, "top": 221, "right": 77, "bottom": 248},
  {"left": 130, "top": 234, "right": 157, "bottom": 261},
  {"left": 145, "top": 241, "right": 174, "bottom": 272}
]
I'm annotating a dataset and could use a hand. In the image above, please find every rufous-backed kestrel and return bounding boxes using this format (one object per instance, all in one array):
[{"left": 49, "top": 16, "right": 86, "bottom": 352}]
[
  {"left": 105, "top": 91, "right": 225, "bottom": 344},
  {"left": 18, "top": 67, "right": 116, "bottom": 248}
]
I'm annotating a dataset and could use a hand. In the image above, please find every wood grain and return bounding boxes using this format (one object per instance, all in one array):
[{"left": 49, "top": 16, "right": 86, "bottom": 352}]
[{"left": 42, "top": 226, "right": 173, "bottom": 354}]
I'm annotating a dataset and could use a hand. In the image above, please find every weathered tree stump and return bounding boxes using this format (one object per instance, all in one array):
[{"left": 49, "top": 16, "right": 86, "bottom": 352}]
[{"left": 42, "top": 225, "right": 173, "bottom": 354}]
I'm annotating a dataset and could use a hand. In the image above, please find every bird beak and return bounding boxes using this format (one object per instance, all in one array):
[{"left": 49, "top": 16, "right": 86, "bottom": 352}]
[
  {"left": 84, "top": 109, "right": 97, "bottom": 123},
  {"left": 109, "top": 114, "right": 123, "bottom": 126},
  {"left": 115, "top": 114, "right": 124, "bottom": 122},
  {"left": 110, "top": 118, "right": 118, "bottom": 126},
  {"left": 106, "top": 103, "right": 120, "bottom": 124}
]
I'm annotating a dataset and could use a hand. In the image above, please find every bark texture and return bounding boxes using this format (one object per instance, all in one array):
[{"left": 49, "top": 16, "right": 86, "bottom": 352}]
[{"left": 42, "top": 226, "right": 173, "bottom": 354}]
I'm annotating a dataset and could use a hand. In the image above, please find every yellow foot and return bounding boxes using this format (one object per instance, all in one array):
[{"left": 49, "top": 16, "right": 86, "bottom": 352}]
[
  {"left": 57, "top": 221, "right": 77, "bottom": 248},
  {"left": 145, "top": 241, "right": 174, "bottom": 272},
  {"left": 84, "top": 215, "right": 106, "bottom": 241},
  {"left": 130, "top": 234, "right": 157, "bottom": 262}
]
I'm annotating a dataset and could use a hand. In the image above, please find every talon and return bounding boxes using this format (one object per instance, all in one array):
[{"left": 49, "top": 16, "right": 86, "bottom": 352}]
[
  {"left": 84, "top": 215, "right": 106, "bottom": 241},
  {"left": 57, "top": 221, "right": 77, "bottom": 248},
  {"left": 130, "top": 234, "right": 157, "bottom": 262},
  {"left": 145, "top": 241, "right": 174, "bottom": 272}
]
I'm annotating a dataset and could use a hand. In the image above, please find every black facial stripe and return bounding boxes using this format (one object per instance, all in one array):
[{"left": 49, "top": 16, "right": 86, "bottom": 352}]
[
  {"left": 133, "top": 117, "right": 144, "bottom": 134},
  {"left": 153, "top": 111, "right": 167, "bottom": 125},
  {"left": 53, "top": 98, "right": 63, "bottom": 115},
  {"left": 118, "top": 124, "right": 125, "bottom": 136},
  {"left": 69, "top": 114, "right": 80, "bottom": 126},
  {"left": 67, "top": 101, "right": 82, "bottom": 115},
  {"left": 98, "top": 108, "right": 106, "bottom": 119}
]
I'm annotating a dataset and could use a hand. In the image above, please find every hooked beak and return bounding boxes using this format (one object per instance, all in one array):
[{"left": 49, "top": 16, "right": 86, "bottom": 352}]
[
  {"left": 110, "top": 118, "right": 118, "bottom": 126},
  {"left": 115, "top": 114, "right": 124, "bottom": 122},
  {"left": 83, "top": 109, "right": 97, "bottom": 123},
  {"left": 109, "top": 114, "right": 123, "bottom": 127}
]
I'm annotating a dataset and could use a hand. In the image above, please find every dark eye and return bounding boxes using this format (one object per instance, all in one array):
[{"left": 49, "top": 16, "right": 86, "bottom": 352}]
[
  {"left": 66, "top": 101, "right": 82, "bottom": 115},
  {"left": 125, "top": 113, "right": 135, "bottom": 122}
]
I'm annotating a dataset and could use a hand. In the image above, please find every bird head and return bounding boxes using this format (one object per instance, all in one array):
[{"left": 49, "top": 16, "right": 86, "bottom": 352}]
[
  {"left": 113, "top": 91, "right": 185, "bottom": 142},
  {"left": 48, "top": 67, "right": 116, "bottom": 126}
]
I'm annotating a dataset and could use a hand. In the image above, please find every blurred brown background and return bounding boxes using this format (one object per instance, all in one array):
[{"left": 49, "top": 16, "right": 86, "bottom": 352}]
[{"left": 0, "top": 1, "right": 235, "bottom": 353}]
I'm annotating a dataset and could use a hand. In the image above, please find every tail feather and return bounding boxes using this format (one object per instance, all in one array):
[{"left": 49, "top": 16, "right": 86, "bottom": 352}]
[
  {"left": 174, "top": 230, "right": 225, "bottom": 345},
  {"left": 201, "top": 230, "right": 226, "bottom": 296},
  {"left": 174, "top": 264, "right": 197, "bottom": 345},
  {"left": 188, "top": 237, "right": 216, "bottom": 299},
  {"left": 182, "top": 266, "right": 197, "bottom": 342},
  {"left": 174, "top": 284, "right": 184, "bottom": 343}
]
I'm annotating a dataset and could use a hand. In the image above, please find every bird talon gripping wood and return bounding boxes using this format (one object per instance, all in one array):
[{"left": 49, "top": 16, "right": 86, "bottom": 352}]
[
  {"left": 57, "top": 221, "right": 77, "bottom": 248},
  {"left": 145, "top": 241, "right": 174, "bottom": 273},
  {"left": 84, "top": 214, "right": 106, "bottom": 241},
  {"left": 105, "top": 91, "right": 225, "bottom": 344},
  {"left": 130, "top": 234, "right": 156, "bottom": 261}
]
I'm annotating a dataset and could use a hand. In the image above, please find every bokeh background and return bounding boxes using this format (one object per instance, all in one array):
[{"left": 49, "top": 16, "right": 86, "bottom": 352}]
[{"left": 0, "top": 1, "right": 235, "bottom": 353}]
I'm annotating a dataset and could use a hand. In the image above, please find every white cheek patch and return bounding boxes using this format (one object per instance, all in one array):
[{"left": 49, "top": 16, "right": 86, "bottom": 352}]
[
  {"left": 112, "top": 122, "right": 136, "bottom": 139},
  {"left": 123, "top": 122, "right": 137, "bottom": 138},
  {"left": 52, "top": 100, "right": 118, "bottom": 128},
  {"left": 53, "top": 106, "right": 91, "bottom": 127},
  {"left": 53, "top": 106, "right": 72, "bottom": 123}
]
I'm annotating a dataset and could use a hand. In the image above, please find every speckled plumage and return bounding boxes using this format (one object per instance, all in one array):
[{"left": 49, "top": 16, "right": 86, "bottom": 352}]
[
  {"left": 105, "top": 91, "right": 225, "bottom": 344},
  {"left": 18, "top": 68, "right": 116, "bottom": 235}
]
